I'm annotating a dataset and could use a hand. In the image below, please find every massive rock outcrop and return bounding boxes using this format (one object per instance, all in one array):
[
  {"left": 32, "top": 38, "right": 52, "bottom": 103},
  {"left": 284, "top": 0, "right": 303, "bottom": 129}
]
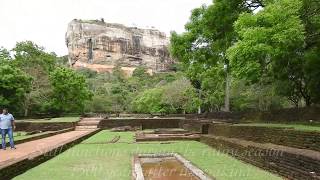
[{"left": 65, "top": 19, "right": 174, "bottom": 76}]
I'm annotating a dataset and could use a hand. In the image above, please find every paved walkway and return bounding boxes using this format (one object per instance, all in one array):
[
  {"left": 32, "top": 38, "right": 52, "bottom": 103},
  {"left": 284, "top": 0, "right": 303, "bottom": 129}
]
[{"left": 0, "top": 130, "right": 96, "bottom": 169}]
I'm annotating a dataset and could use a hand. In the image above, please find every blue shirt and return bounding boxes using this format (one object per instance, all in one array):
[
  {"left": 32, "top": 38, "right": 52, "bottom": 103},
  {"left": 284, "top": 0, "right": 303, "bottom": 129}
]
[{"left": 0, "top": 113, "right": 14, "bottom": 129}]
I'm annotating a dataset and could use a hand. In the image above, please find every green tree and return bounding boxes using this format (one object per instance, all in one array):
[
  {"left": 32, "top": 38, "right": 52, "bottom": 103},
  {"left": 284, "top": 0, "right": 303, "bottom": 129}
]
[
  {"left": 0, "top": 65, "right": 32, "bottom": 112},
  {"left": 12, "top": 41, "right": 58, "bottom": 115},
  {"left": 109, "top": 83, "right": 130, "bottom": 113},
  {"left": 170, "top": 0, "right": 265, "bottom": 112},
  {"left": 161, "top": 77, "right": 200, "bottom": 113},
  {"left": 85, "top": 95, "right": 112, "bottom": 113},
  {"left": 131, "top": 88, "right": 167, "bottom": 113},
  {"left": 200, "top": 66, "right": 225, "bottom": 111},
  {"left": 49, "top": 67, "right": 92, "bottom": 114},
  {"left": 0, "top": 47, "right": 11, "bottom": 63},
  {"left": 227, "top": 0, "right": 319, "bottom": 106}
]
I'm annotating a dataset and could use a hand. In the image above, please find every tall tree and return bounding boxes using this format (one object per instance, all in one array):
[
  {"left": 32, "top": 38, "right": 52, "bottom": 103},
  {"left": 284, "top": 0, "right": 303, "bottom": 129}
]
[
  {"left": 13, "top": 41, "right": 57, "bottom": 115},
  {"left": 49, "top": 67, "right": 92, "bottom": 114},
  {"left": 227, "top": 0, "right": 320, "bottom": 106},
  {"left": 0, "top": 47, "right": 11, "bottom": 63},
  {"left": 0, "top": 65, "right": 32, "bottom": 112},
  {"left": 171, "top": 0, "right": 259, "bottom": 111}
]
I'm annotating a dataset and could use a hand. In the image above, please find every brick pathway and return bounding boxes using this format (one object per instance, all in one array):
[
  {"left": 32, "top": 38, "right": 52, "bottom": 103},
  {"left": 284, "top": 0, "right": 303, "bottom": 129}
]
[{"left": 0, "top": 130, "right": 96, "bottom": 169}]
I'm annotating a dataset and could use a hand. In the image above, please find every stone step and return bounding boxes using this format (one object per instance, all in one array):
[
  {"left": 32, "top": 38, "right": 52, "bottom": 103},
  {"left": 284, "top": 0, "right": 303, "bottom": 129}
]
[
  {"left": 75, "top": 126, "right": 98, "bottom": 131},
  {"left": 77, "top": 121, "right": 100, "bottom": 125},
  {"left": 81, "top": 118, "right": 103, "bottom": 121}
]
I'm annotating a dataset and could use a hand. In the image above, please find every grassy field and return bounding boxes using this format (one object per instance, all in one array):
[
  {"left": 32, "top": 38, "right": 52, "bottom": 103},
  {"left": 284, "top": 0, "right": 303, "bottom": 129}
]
[
  {"left": 14, "top": 131, "right": 282, "bottom": 180},
  {"left": 235, "top": 123, "right": 320, "bottom": 132},
  {"left": 17, "top": 117, "right": 80, "bottom": 123}
]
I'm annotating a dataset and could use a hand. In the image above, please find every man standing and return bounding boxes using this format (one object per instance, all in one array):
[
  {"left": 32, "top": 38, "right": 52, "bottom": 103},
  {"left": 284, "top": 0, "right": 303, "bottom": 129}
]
[{"left": 0, "top": 108, "right": 16, "bottom": 150}]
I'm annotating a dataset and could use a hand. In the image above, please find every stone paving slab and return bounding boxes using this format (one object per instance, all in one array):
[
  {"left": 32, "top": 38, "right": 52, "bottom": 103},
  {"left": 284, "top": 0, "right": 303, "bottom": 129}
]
[{"left": 0, "top": 130, "right": 96, "bottom": 169}]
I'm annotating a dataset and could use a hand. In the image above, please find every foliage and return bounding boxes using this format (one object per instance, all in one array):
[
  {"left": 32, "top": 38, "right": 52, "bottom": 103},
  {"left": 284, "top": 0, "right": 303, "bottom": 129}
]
[
  {"left": 0, "top": 65, "right": 32, "bottom": 111},
  {"left": 81, "top": 66, "right": 196, "bottom": 114},
  {"left": 49, "top": 67, "right": 92, "bottom": 114},
  {"left": 12, "top": 41, "right": 58, "bottom": 116},
  {"left": 200, "top": 66, "right": 225, "bottom": 111},
  {"left": 84, "top": 95, "right": 112, "bottom": 113},
  {"left": 227, "top": 0, "right": 320, "bottom": 106},
  {"left": 131, "top": 77, "right": 200, "bottom": 114},
  {"left": 163, "top": 77, "right": 200, "bottom": 113},
  {"left": 170, "top": 0, "right": 260, "bottom": 111},
  {"left": 0, "top": 41, "right": 96, "bottom": 116},
  {"left": 131, "top": 88, "right": 166, "bottom": 113},
  {"left": 171, "top": 0, "right": 320, "bottom": 110},
  {"left": 0, "top": 47, "right": 11, "bottom": 63},
  {"left": 2, "top": 0, "right": 319, "bottom": 115}
]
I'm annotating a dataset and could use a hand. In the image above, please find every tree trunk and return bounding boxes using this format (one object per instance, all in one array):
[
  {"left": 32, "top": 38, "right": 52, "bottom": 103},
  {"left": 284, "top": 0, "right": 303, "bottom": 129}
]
[
  {"left": 224, "top": 71, "right": 230, "bottom": 112},
  {"left": 198, "top": 89, "right": 202, "bottom": 114},
  {"left": 24, "top": 108, "right": 28, "bottom": 117},
  {"left": 305, "top": 97, "right": 311, "bottom": 107}
]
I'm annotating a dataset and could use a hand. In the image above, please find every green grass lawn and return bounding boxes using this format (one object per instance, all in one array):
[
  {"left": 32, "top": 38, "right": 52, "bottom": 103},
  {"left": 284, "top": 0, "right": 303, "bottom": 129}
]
[
  {"left": 235, "top": 123, "right": 320, "bottom": 132},
  {"left": 14, "top": 131, "right": 281, "bottom": 180},
  {"left": 17, "top": 117, "right": 80, "bottom": 123}
]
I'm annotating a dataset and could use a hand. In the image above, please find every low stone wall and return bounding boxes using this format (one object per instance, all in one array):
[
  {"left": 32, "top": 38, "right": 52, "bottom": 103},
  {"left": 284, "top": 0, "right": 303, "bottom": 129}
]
[
  {"left": 208, "top": 124, "right": 320, "bottom": 152},
  {"left": 85, "top": 107, "right": 320, "bottom": 123},
  {"left": 179, "top": 119, "right": 212, "bottom": 133},
  {"left": 98, "top": 118, "right": 181, "bottom": 129},
  {"left": 201, "top": 136, "right": 320, "bottom": 180},
  {"left": 16, "top": 122, "right": 76, "bottom": 132},
  {"left": 186, "top": 107, "right": 320, "bottom": 123}
]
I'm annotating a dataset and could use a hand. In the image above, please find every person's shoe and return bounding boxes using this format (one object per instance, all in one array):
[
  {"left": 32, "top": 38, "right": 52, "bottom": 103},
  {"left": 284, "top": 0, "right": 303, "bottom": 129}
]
[
  {"left": 2, "top": 148, "right": 6, "bottom": 150},
  {"left": 11, "top": 147, "right": 16, "bottom": 150}
]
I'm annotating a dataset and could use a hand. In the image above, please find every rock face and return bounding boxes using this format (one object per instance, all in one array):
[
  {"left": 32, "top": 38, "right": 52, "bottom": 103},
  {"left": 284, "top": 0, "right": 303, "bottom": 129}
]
[{"left": 65, "top": 19, "right": 174, "bottom": 76}]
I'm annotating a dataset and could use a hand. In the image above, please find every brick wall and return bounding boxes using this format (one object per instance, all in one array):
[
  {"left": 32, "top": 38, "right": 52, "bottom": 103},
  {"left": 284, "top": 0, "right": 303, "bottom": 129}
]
[
  {"left": 185, "top": 107, "right": 320, "bottom": 123},
  {"left": 201, "top": 136, "right": 320, "bottom": 180},
  {"left": 179, "top": 119, "right": 212, "bottom": 133},
  {"left": 208, "top": 124, "right": 320, "bottom": 152},
  {"left": 98, "top": 118, "right": 181, "bottom": 129},
  {"left": 16, "top": 122, "right": 76, "bottom": 132}
]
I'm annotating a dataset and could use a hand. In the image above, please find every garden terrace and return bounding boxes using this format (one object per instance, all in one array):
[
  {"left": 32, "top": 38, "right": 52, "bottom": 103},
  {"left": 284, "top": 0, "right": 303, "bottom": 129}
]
[
  {"left": 12, "top": 131, "right": 281, "bottom": 180},
  {"left": 0, "top": 114, "right": 319, "bottom": 179}
]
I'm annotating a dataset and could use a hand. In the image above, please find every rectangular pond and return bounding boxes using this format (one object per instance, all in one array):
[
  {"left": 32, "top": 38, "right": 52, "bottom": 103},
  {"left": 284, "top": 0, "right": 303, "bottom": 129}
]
[
  {"left": 133, "top": 153, "right": 213, "bottom": 180},
  {"left": 135, "top": 129, "right": 200, "bottom": 142}
]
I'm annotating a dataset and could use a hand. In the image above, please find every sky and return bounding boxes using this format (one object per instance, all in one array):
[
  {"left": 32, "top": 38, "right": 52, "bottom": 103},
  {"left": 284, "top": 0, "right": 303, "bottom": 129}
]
[{"left": 0, "top": 0, "right": 212, "bottom": 56}]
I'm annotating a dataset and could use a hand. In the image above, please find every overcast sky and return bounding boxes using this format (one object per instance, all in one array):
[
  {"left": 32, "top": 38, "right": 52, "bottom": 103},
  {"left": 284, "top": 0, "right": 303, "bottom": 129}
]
[{"left": 0, "top": 0, "right": 212, "bottom": 56}]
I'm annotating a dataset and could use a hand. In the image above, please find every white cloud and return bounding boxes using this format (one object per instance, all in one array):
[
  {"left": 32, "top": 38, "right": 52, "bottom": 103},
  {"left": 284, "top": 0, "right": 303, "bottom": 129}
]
[{"left": 0, "top": 0, "right": 212, "bottom": 55}]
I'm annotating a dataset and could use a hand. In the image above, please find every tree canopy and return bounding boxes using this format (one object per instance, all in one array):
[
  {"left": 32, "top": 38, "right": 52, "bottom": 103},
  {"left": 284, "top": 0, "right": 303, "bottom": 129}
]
[{"left": 170, "top": 0, "right": 320, "bottom": 110}]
